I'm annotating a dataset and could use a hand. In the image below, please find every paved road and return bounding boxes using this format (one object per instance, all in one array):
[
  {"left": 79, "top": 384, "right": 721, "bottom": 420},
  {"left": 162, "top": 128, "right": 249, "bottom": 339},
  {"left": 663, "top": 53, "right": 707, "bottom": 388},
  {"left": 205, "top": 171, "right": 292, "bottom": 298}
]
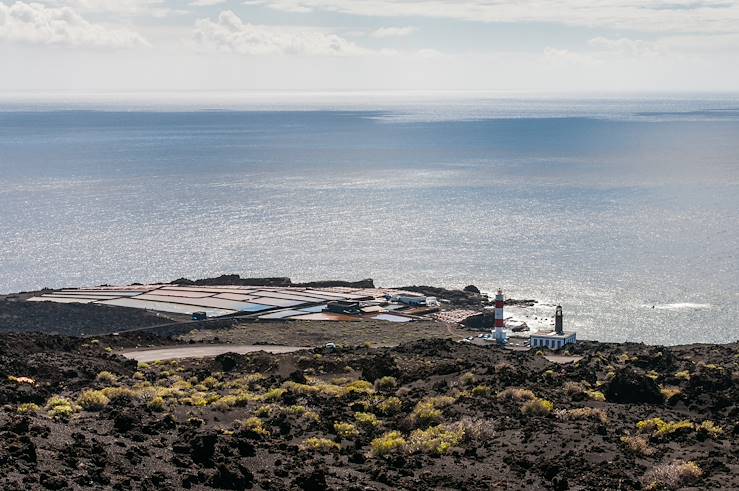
[{"left": 120, "top": 344, "right": 309, "bottom": 362}]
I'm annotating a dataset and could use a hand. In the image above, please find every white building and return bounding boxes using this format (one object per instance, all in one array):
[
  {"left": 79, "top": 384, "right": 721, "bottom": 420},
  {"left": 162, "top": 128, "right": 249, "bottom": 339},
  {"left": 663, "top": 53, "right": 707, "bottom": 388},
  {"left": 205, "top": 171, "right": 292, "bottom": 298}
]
[{"left": 530, "top": 330, "right": 576, "bottom": 350}]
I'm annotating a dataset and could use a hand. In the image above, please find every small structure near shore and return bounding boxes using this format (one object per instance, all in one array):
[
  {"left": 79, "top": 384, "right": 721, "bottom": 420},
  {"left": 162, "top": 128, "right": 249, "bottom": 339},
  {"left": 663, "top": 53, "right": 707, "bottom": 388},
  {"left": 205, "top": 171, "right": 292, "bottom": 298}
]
[{"left": 530, "top": 305, "right": 576, "bottom": 350}]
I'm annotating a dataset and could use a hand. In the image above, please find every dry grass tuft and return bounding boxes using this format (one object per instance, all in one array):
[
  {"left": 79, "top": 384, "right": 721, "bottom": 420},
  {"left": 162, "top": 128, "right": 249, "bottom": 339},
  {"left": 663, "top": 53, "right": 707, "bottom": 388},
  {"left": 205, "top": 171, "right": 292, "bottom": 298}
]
[
  {"left": 77, "top": 390, "right": 110, "bottom": 411},
  {"left": 620, "top": 435, "right": 655, "bottom": 456},
  {"left": 643, "top": 460, "right": 702, "bottom": 490},
  {"left": 498, "top": 387, "right": 536, "bottom": 402},
  {"left": 520, "top": 398, "right": 554, "bottom": 415}
]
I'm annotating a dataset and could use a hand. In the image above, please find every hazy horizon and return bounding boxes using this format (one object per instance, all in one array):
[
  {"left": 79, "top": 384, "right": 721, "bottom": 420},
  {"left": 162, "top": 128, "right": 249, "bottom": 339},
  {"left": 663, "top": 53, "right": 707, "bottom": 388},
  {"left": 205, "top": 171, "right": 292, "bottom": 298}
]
[{"left": 3, "top": 0, "right": 739, "bottom": 92}]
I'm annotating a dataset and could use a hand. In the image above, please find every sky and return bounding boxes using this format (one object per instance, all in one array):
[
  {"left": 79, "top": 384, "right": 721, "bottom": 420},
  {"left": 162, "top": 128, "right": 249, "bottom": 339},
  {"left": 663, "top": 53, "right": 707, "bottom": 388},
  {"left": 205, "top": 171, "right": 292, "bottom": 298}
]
[{"left": 1, "top": 0, "right": 739, "bottom": 92}]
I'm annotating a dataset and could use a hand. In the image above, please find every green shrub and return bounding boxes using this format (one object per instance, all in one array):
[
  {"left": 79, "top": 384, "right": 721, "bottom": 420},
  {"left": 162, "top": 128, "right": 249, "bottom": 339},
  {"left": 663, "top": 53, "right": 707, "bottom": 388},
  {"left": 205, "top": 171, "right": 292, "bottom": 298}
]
[
  {"left": 375, "top": 376, "right": 397, "bottom": 389},
  {"left": 334, "top": 422, "right": 359, "bottom": 439},
  {"left": 697, "top": 420, "right": 723, "bottom": 438},
  {"left": 637, "top": 418, "right": 694, "bottom": 438},
  {"left": 17, "top": 403, "right": 40, "bottom": 414},
  {"left": 674, "top": 370, "right": 690, "bottom": 381},
  {"left": 96, "top": 371, "right": 118, "bottom": 384},
  {"left": 410, "top": 395, "right": 456, "bottom": 426},
  {"left": 101, "top": 387, "right": 136, "bottom": 401},
  {"left": 459, "top": 372, "right": 476, "bottom": 386},
  {"left": 148, "top": 396, "right": 166, "bottom": 411},
  {"left": 586, "top": 390, "right": 606, "bottom": 402},
  {"left": 261, "top": 388, "right": 286, "bottom": 402},
  {"left": 377, "top": 396, "right": 403, "bottom": 415},
  {"left": 471, "top": 385, "right": 491, "bottom": 397},
  {"left": 78, "top": 390, "right": 110, "bottom": 411},
  {"left": 520, "top": 398, "right": 554, "bottom": 415},
  {"left": 46, "top": 396, "right": 78, "bottom": 419},
  {"left": 301, "top": 437, "right": 339, "bottom": 452},
  {"left": 355, "top": 412, "right": 381, "bottom": 428},
  {"left": 407, "top": 424, "right": 465, "bottom": 455},
  {"left": 370, "top": 431, "right": 406, "bottom": 457},
  {"left": 242, "top": 417, "right": 269, "bottom": 436}
]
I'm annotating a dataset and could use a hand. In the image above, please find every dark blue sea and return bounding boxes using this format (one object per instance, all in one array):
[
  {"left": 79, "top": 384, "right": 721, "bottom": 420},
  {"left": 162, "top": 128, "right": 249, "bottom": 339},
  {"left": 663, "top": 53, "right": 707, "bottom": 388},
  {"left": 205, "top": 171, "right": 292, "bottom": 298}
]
[{"left": 0, "top": 93, "right": 737, "bottom": 344}]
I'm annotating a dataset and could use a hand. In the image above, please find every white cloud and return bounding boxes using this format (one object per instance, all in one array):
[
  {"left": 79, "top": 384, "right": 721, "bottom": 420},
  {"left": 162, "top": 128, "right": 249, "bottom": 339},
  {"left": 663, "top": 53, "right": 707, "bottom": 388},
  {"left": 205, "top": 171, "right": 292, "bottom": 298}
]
[
  {"left": 589, "top": 37, "right": 660, "bottom": 57},
  {"left": 245, "top": 0, "right": 739, "bottom": 33},
  {"left": 190, "top": 0, "right": 228, "bottom": 6},
  {"left": 193, "top": 10, "right": 368, "bottom": 55},
  {"left": 43, "top": 0, "right": 185, "bottom": 17},
  {"left": 0, "top": 1, "right": 149, "bottom": 48},
  {"left": 370, "top": 26, "right": 417, "bottom": 38}
]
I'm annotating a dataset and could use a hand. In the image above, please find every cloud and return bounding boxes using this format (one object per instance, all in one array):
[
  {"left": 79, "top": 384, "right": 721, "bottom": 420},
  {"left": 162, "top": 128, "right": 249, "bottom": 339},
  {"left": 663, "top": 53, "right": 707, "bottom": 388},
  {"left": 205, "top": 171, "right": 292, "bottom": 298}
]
[
  {"left": 589, "top": 37, "right": 660, "bottom": 57},
  {"left": 190, "top": 0, "right": 228, "bottom": 5},
  {"left": 370, "top": 26, "right": 417, "bottom": 38},
  {"left": 244, "top": 0, "right": 739, "bottom": 33},
  {"left": 193, "top": 10, "right": 368, "bottom": 55},
  {"left": 0, "top": 1, "right": 149, "bottom": 48},
  {"left": 46, "top": 0, "right": 174, "bottom": 16}
]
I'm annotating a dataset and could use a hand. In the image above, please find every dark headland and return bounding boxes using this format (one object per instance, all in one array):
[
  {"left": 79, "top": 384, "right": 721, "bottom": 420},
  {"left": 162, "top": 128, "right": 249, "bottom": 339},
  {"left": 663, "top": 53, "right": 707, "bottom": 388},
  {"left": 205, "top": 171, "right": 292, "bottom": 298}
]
[{"left": 0, "top": 276, "right": 736, "bottom": 490}]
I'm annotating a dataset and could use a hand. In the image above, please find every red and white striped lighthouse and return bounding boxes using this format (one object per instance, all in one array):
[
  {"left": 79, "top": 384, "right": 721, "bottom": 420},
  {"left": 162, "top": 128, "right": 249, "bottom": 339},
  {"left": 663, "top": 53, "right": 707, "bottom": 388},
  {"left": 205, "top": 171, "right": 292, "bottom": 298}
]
[{"left": 494, "top": 289, "right": 507, "bottom": 343}]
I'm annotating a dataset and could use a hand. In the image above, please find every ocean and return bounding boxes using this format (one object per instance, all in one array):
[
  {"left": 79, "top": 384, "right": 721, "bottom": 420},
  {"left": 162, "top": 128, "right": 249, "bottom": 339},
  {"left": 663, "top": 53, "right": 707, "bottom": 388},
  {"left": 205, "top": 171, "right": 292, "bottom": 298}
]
[{"left": 0, "top": 92, "right": 737, "bottom": 345}]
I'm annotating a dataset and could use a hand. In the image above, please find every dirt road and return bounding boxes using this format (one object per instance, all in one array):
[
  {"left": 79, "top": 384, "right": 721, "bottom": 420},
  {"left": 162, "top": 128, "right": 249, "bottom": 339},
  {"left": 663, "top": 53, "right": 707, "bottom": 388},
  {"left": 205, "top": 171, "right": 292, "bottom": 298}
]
[{"left": 120, "top": 344, "right": 309, "bottom": 362}]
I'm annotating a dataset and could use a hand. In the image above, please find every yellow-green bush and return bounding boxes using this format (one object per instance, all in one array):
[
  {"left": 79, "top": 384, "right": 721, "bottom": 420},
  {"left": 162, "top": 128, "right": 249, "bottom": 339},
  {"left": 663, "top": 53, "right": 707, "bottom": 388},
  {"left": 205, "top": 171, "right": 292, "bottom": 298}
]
[
  {"left": 586, "top": 390, "right": 606, "bottom": 402},
  {"left": 370, "top": 431, "right": 406, "bottom": 457},
  {"left": 46, "top": 396, "right": 78, "bottom": 419},
  {"left": 377, "top": 396, "right": 403, "bottom": 415},
  {"left": 674, "top": 370, "right": 690, "bottom": 381},
  {"left": 301, "top": 437, "right": 339, "bottom": 452},
  {"left": 471, "top": 385, "right": 492, "bottom": 397},
  {"left": 459, "top": 372, "right": 476, "bottom": 386},
  {"left": 96, "top": 371, "right": 118, "bottom": 384},
  {"left": 78, "top": 390, "right": 110, "bottom": 411},
  {"left": 697, "top": 420, "right": 723, "bottom": 438},
  {"left": 520, "top": 398, "right": 554, "bottom": 416},
  {"left": 261, "top": 388, "right": 286, "bottom": 402},
  {"left": 410, "top": 402, "right": 442, "bottom": 425},
  {"left": 637, "top": 418, "right": 694, "bottom": 438},
  {"left": 17, "top": 403, "right": 40, "bottom": 415},
  {"left": 334, "top": 422, "right": 359, "bottom": 439},
  {"left": 148, "top": 396, "right": 166, "bottom": 411},
  {"left": 101, "top": 387, "right": 136, "bottom": 401},
  {"left": 242, "top": 417, "right": 270, "bottom": 437},
  {"left": 407, "top": 424, "right": 465, "bottom": 455},
  {"left": 410, "top": 395, "right": 456, "bottom": 426},
  {"left": 355, "top": 412, "right": 381, "bottom": 428},
  {"left": 375, "top": 376, "right": 397, "bottom": 389},
  {"left": 211, "top": 395, "right": 238, "bottom": 410}
]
